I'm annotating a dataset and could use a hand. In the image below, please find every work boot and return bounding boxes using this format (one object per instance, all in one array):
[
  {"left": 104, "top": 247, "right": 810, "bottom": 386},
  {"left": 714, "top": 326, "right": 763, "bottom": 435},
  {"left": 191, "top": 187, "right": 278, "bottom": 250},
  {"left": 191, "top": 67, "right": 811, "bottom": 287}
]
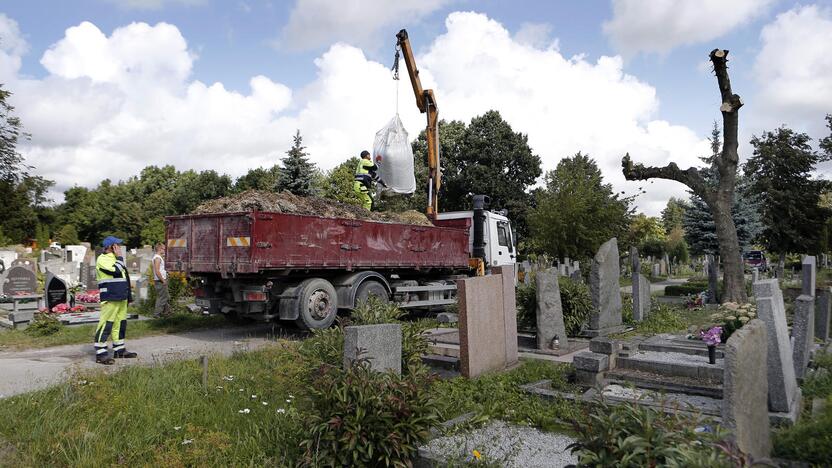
[
  {"left": 96, "top": 355, "right": 115, "bottom": 365},
  {"left": 114, "top": 351, "right": 138, "bottom": 359}
]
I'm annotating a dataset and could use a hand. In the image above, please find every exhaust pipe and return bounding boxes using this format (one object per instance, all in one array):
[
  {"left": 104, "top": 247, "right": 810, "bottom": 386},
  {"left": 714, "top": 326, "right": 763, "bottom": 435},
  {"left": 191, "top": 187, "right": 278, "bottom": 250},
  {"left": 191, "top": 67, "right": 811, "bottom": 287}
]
[{"left": 472, "top": 195, "right": 490, "bottom": 264}]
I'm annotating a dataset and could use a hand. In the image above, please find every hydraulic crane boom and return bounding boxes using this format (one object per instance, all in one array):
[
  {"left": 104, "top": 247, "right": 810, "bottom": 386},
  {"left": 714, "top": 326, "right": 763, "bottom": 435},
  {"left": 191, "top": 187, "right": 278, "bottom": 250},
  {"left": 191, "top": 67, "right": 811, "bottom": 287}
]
[{"left": 396, "top": 29, "right": 440, "bottom": 216}]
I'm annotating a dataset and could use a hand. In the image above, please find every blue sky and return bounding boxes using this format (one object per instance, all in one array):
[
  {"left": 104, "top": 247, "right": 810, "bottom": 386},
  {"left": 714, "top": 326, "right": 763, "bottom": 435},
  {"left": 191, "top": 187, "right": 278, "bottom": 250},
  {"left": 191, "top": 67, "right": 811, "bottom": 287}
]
[{"left": 1, "top": 0, "right": 831, "bottom": 214}]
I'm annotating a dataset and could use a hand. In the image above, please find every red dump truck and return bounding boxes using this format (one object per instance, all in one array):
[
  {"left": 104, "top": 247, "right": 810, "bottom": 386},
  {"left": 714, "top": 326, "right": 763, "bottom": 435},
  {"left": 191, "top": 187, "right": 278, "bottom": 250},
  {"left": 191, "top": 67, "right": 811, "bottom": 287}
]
[
  {"left": 166, "top": 29, "right": 518, "bottom": 329},
  {"left": 165, "top": 200, "right": 517, "bottom": 329}
]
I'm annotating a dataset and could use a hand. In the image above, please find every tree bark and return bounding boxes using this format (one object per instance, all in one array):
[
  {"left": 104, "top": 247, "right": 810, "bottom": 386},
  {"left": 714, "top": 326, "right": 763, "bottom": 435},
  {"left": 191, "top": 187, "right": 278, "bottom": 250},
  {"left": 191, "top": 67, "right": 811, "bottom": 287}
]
[{"left": 621, "top": 49, "right": 747, "bottom": 303}]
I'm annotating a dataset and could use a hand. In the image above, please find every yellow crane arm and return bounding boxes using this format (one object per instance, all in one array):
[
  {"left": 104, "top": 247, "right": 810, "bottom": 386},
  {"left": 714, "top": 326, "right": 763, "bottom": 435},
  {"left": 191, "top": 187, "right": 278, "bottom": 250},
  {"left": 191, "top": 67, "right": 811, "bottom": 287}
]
[{"left": 396, "top": 29, "right": 440, "bottom": 216}]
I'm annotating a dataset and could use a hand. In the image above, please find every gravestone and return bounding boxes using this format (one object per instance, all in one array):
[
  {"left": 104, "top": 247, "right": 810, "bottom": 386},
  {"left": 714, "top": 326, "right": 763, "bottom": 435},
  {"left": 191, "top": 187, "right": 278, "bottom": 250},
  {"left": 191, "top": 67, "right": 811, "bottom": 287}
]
[
  {"left": 722, "top": 319, "right": 771, "bottom": 459},
  {"left": 586, "top": 238, "right": 624, "bottom": 337},
  {"left": 1, "top": 265, "right": 37, "bottom": 296},
  {"left": 816, "top": 287, "right": 831, "bottom": 342},
  {"left": 457, "top": 273, "right": 516, "bottom": 378},
  {"left": 11, "top": 258, "right": 36, "bottom": 272},
  {"left": 792, "top": 295, "right": 815, "bottom": 380},
  {"left": 663, "top": 253, "right": 670, "bottom": 276},
  {"left": 633, "top": 274, "right": 651, "bottom": 322},
  {"left": 754, "top": 279, "right": 801, "bottom": 419},
  {"left": 752, "top": 268, "right": 759, "bottom": 284},
  {"left": 343, "top": 324, "right": 402, "bottom": 375},
  {"left": 802, "top": 255, "right": 816, "bottom": 297},
  {"left": 492, "top": 265, "right": 519, "bottom": 367},
  {"left": 86, "top": 262, "right": 98, "bottom": 290},
  {"left": 44, "top": 272, "right": 69, "bottom": 311},
  {"left": 521, "top": 261, "right": 531, "bottom": 285},
  {"left": 558, "top": 263, "right": 567, "bottom": 277},
  {"left": 651, "top": 263, "right": 660, "bottom": 278},
  {"left": 535, "top": 269, "right": 566, "bottom": 350},
  {"left": 570, "top": 267, "right": 582, "bottom": 283},
  {"left": 706, "top": 254, "right": 718, "bottom": 304}
]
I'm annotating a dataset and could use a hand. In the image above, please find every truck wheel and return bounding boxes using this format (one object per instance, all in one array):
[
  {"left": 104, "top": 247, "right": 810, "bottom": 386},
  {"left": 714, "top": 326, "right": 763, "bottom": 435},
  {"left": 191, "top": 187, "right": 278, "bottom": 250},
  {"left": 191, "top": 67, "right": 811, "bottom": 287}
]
[
  {"left": 295, "top": 278, "right": 338, "bottom": 330},
  {"left": 354, "top": 280, "right": 389, "bottom": 307}
]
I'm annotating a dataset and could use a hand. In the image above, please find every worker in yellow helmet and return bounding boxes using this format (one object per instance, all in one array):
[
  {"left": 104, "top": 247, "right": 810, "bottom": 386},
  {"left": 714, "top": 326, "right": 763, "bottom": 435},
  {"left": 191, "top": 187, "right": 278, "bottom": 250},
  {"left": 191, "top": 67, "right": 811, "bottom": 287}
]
[
  {"left": 93, "top": 236, "right": 137, "bottom": 364},
  {"left": 353, "top": 150, "right": 386, "bottom": 210}
]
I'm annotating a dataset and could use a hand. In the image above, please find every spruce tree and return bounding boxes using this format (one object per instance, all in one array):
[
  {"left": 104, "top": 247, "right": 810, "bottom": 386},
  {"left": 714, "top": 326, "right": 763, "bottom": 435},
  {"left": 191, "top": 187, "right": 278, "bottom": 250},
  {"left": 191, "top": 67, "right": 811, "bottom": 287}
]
[{"left": 277, "top": 130, "right": 316, "bottom": 197}]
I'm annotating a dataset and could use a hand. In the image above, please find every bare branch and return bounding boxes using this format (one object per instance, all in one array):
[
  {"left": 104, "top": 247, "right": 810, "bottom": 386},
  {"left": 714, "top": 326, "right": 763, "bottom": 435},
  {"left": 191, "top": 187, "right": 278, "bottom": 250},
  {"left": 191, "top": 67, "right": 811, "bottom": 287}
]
[{"left": 621, "top": 153, "right": 708, "bottom": 198}]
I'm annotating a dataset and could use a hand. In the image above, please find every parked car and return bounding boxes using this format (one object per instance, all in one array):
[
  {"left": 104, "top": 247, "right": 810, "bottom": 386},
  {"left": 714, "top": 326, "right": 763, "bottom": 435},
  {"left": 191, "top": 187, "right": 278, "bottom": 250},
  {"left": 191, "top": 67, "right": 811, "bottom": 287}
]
[{"left": 743, "top": 250, "right": 768, "bottom": 271}]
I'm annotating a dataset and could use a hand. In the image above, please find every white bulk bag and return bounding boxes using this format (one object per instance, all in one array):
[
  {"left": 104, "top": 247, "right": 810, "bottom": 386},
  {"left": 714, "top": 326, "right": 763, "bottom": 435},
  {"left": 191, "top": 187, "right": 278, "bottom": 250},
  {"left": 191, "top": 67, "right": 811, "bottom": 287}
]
[{"left": 372, "top": 114, "right": 416, "bottom": 194}]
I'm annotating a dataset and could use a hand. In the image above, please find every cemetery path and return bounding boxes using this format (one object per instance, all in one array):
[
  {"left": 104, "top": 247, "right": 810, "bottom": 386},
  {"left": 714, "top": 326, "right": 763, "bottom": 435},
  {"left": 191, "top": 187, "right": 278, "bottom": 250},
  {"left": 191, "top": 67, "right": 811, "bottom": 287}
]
[
  {"left": 620, "top": 278, "right": 688, "bottom": 294},
  {"left": 0, "top": 323, "right": 289, "bottom": 398}
]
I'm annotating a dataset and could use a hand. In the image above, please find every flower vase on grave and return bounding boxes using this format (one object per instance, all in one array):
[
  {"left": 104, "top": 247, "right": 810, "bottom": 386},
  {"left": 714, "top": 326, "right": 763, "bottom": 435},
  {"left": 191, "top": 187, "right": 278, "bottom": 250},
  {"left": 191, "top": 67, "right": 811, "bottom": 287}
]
[{"left": 708, "top": 345, "right": 716, "bottom": 364}]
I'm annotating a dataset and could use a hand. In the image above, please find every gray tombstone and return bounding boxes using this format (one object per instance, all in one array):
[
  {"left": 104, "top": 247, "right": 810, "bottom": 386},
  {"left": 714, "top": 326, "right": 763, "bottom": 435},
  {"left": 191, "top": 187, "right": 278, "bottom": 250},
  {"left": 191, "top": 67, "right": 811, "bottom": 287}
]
[
  {"left": 751, "top": 268, "right": 759, "bottom": 284},
  {"left": 722, "top": 319, "right": 771, "bottom": 459},
  {"left": 633, "top": 274, "right": 651, "bottom": 322},
  {"left": 802, "top": 255, "right": 816, "bottom": 297},
  {"left": 343, "top": 324, "right": 402, "bottom": 375},
  {"left": 535, "top": 269, "right": 566, "bottom": 350},
  {"left": 754, "top": 280, "right": 800, "bottom": 415},
  {"left": 651, "top": 263, "right": 661, "bottom": 278},
  {"left": 630, "top": 246, "right": 640, "bottom": 275},
  {"left": 586, "top": 238, "right": 624, "bottom": 337},
  {"left": 558, "top": 263, "right": 567, "bottom": 277},
  {"left": 1, "top": 265, "right": 37, "bottom": 296},
  {"left": 706, "top": 254, "right": 719, "bottom": 304},
  {"left": 792, "top": 295, "right": 815, "bottom": 380},
  {"left": 570, "top": 268, "right": 582, "bottom": 283},
  {"left": 816, "top": 287, "right": 831, "bottom": 342}
]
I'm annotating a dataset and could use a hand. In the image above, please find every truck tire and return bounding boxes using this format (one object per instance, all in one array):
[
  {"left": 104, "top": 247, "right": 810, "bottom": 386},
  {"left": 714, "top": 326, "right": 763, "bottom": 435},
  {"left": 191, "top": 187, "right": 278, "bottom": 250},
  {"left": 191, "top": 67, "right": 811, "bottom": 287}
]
[
  {"left": 354, "top": 280, "right": 389, "bottom": 307},
  {"left": 295, "top": 278, "right": 338, "bottom": 330}
]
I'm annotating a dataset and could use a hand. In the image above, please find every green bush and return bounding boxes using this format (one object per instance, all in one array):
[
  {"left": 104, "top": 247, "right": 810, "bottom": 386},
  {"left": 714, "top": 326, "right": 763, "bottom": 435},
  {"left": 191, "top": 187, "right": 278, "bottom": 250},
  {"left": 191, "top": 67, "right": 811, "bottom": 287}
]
[
  {"left": 24, "top": 313, "right": 62, "bottom": 336},
  {"left": 560, "top": 277, "right": 592, "bottom": 336},
  {"left": 773, "top": 395, "right": 832, "bottom": 464},
  {"left": 664, "top": 283, "right": 708, "bottom": 297},
  {"left": 631, "top": 304, "right": 687, "bottom": 335},
  {"left": 621, "top": 294, "right": 634, "bottom": 326},
  {"left": 516, "top": 282, "right": 537, "bottom": 329},
  {"left": 569, "top": 397, "right": 739, "bottom": 467},
  {"left": 300, "top": 362, "right": 439, "bottom": 467}
]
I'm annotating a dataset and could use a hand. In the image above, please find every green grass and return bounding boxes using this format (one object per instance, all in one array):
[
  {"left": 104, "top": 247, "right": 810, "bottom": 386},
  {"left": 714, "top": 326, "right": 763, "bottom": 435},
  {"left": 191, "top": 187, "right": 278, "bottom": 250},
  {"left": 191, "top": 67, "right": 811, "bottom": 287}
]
[
  {"left": 616, "top": 303, "right": 713, "bottom": 338},
  {"left": 0, "top": 343, "right": 576, "bottom": 466},
  {"left": 0, "top": 313, "right": 231, "bottom": 351}
]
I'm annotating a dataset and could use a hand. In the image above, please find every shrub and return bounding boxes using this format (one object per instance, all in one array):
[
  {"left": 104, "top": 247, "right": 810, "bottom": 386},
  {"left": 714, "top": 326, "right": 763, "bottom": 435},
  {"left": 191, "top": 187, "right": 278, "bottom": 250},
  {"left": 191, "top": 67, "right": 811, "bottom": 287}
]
[
  {"left": 773, "top": 395, "right": 832, "bottom": 464},
  {"left": 621, "top": 294, "right": 634, "bottom": 325},
  {"left": 300, "top": 362, "right": 439, "bottom": 467},
  {"left": 632, "top": 304, "right": 687, "bottom": 335},
  {"left": 569, "top": 397, "right": 738, "bottom": 467},
  {"left": 515, "top": 281, "right": 537, "bottom": 329},
  {"left": 24, "top": 313, "right": 62, "bottom": 336},
  {"left": 559, "top": 277, "right": 592, "bottom": 336}
]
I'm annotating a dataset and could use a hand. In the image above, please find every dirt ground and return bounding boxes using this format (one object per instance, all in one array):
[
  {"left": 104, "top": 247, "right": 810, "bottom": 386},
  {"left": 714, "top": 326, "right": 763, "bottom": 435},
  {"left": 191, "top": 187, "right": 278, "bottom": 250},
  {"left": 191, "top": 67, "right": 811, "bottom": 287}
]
[{"left": 194, "top": 190, "right": 432, "bottom": 226}]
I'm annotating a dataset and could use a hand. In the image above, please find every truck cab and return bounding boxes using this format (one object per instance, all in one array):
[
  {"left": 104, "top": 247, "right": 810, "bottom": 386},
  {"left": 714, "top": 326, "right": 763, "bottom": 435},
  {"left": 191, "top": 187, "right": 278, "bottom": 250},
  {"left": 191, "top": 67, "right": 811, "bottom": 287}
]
[{"left": 435, "top": 210, "right": 517, "bottom": 269}]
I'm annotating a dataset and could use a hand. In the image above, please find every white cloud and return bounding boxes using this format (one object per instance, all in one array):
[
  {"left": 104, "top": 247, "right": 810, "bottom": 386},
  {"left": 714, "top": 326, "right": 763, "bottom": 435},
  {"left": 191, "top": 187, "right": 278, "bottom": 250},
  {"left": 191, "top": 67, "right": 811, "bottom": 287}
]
[
  {"left": 513, "top": 22, "right": 557, "bottom": 50},
  {"left": 102, "top": 0, "right": 206, "bottom": 10},
  {"left": 752, "top": 5, "right": 832, "bottom": 134},
  {"left": 2, "top": 12, "right": 714, "bottom": 215},
  {"left": 604, "top": 0, "right": 775, "bottom": 56},
  {"left": 278, "top": 0, "right": 448, "bottom": 51}
]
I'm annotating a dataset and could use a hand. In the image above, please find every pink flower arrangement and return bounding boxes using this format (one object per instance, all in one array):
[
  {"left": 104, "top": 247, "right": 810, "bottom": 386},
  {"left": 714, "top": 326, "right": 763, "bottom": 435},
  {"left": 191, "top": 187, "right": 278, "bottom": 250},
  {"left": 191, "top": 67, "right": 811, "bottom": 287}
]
[
  {"left": 51, "top": 303, "right": 70, "bottom": 313},
  {"left": 76, "top": 291, "right": 100, "bottom": 303},
  {"left": 700, "top": 326, "right": 722, "bottom": 346}
]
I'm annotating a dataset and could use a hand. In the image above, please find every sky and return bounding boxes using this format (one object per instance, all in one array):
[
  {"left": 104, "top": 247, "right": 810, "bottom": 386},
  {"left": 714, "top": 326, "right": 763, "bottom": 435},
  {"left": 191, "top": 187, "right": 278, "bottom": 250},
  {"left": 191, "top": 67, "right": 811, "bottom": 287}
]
[{"left": 1, "top": 0, "right": 831, "bottom": 216}]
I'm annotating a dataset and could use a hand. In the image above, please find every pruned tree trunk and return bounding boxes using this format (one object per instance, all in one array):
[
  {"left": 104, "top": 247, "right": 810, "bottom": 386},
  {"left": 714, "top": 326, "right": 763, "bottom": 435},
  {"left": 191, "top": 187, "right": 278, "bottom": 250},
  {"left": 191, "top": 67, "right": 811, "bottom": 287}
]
[{"left": 621, "top": 49, "right": 747, "bottom": 303}]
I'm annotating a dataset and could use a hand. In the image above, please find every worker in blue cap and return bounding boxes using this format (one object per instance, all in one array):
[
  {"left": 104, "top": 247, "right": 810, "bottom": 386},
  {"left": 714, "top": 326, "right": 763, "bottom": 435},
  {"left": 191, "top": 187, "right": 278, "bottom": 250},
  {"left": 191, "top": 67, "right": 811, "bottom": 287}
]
[{"left": 93, "top": 236, "right": 136, "bottom": 364}]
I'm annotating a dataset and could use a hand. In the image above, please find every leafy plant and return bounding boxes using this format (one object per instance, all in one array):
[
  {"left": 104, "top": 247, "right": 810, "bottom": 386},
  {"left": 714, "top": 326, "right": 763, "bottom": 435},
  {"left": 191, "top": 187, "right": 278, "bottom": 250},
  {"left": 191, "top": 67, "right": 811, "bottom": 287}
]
[
  {"left": 559, "top": 276, "right": 592, "bottom": 336},
  {"left": 515, "top": 281, "right": 537, "bottom": 329},
  {"left": 300, "top": 361, "right": 439, "bottom": 467},
  {"left": 630, "top": 304, "right": 687, "bottom": 335},
  {"left": 568, "top": 396, "right": 736, "bottom": 467},
  {"left": 24, "top": 313, "right": 62, "bottom": 336}
]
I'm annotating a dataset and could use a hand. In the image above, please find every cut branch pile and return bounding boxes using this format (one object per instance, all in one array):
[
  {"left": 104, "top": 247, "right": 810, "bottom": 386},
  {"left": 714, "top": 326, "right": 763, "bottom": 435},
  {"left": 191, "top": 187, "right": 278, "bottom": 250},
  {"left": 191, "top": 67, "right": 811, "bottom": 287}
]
[{"left": 193, "top": 190, "right": 433, "bottom": 226}]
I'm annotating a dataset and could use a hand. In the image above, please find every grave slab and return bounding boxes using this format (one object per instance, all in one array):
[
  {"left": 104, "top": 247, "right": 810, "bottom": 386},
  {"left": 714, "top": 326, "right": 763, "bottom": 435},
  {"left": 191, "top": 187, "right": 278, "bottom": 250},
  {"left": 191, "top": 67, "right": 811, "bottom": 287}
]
[
  {"left": 754, "top": 280, "right": 800, "bottom": 414},
  {"left": 492, "top": 265, "right": 519, "bottom": 366},
  {"left": 535, "top": 269, "right": 566, "bottom": 351},
  {"left": 586, "top": 238, "right": 624, "bottom": 337},
  {"left": 457, "top": 275, "right": 509, "bottom": 378}
]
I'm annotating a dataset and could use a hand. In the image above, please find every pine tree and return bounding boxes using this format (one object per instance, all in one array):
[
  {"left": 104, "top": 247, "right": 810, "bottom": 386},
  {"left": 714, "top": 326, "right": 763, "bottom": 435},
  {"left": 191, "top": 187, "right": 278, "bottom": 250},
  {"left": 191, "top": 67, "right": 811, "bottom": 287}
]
[
  {"left": 683, "top": 177, "right": 762, "bottom": 255},
  {"left": 277, "top": 130, "right": 316, "bottom": 197}
]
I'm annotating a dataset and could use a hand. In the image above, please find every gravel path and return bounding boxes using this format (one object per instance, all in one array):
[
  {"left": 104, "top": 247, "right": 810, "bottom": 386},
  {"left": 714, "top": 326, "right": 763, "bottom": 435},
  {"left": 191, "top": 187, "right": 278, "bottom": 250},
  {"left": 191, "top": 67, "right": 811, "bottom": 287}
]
[
  {"left": 420, "top": 420, "right": 577, "bottom": 467},
  {"left": 0, "top": 323, "right": 285, "bottom": 398}
]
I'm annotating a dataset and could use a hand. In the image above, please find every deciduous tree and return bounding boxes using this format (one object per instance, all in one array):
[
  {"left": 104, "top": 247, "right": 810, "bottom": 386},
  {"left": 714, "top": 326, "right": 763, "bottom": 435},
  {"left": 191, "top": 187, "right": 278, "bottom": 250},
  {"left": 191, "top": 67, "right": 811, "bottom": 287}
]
[{"left": 622, "top": 49, "right": 747, "bottom": 303}]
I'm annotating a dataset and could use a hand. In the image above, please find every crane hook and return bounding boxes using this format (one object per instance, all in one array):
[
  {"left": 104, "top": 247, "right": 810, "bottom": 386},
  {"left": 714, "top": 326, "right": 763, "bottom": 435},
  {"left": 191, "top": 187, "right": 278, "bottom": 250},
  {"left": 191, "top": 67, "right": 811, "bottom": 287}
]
[{"left": 391, "top": 46, "right": 400, "bottom": 81}]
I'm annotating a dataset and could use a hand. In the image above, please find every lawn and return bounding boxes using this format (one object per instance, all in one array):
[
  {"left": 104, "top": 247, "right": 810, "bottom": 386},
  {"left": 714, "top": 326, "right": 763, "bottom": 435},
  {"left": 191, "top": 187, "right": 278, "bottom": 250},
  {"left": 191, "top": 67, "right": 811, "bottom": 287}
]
[
  {"left": 0, "top": 341, "right": 577, "bottom": 466},
  {"left": 0, "top": 312, "right": 231, "bottom": 350}
]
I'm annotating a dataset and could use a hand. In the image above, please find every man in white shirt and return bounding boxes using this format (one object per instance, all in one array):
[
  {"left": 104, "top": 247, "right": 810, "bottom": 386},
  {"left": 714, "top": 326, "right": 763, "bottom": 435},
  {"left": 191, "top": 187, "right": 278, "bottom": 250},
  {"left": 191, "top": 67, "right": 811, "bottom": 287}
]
[{"left": 152, "top": 243, "right": 170, "bottom": 318}]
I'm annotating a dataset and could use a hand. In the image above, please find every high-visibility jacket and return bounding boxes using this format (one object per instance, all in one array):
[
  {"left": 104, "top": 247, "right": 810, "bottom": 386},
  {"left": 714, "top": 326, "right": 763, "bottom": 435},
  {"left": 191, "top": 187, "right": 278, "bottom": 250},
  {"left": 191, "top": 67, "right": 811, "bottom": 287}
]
[
  {"left": 97, "top": 253, "right": 132, "bottom": 302},
  {"left": 354, "top": 158, "right": 378, "bottom": 190}
]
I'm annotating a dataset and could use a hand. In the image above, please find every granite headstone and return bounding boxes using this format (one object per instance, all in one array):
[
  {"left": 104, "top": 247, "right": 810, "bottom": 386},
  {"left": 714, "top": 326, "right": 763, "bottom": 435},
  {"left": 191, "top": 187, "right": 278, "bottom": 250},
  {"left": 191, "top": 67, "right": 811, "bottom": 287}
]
[{"left": 586, "top": 238, "right": 624, "bottom": 337}]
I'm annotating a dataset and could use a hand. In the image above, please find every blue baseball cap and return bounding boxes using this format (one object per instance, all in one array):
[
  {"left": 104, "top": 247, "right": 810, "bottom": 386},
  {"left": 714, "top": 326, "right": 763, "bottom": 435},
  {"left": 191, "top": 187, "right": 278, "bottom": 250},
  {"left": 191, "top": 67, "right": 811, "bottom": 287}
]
[{"left": 101, "top": 236, "right": 123, "bottom": 248}]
